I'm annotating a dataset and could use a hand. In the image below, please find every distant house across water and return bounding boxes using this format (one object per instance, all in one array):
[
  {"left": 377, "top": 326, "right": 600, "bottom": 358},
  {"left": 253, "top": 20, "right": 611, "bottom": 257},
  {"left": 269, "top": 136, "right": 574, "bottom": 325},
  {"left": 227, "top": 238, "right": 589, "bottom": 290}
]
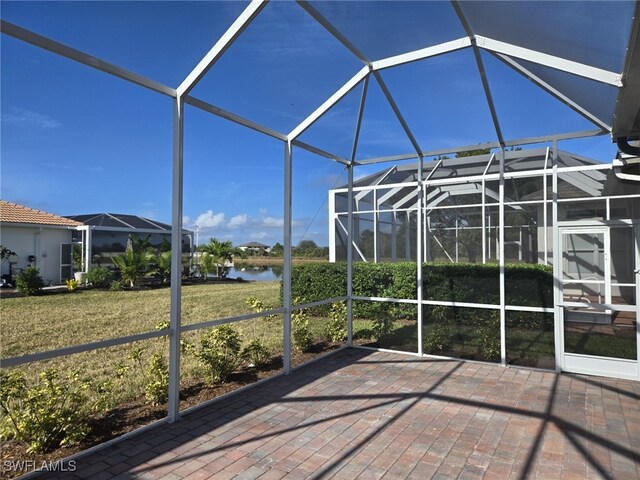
[{"left": 237, "top": 241, "right": 271, "bottom": 255}]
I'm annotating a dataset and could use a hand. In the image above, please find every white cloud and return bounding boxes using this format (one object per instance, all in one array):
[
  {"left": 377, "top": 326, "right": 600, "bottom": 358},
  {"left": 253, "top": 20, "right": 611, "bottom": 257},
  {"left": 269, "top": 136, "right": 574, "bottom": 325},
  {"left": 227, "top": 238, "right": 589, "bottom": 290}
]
[
  {"left": 188, "top": 209, "right": 317, "bottom": 246},
  {"left": 2, "top": 108, "right": 61, "bottom": 129},
  {"left": 227, "top": 214, "right": 248, "bottom": 229},
  {"left": 183, "top": 215, "right": 191, "bottom": 226},
  {"left": 194, "top": 210, "right": 226, "bottom": 228},
  {"left": 261, "top": 216, "right": 284, "bottom": 228}
]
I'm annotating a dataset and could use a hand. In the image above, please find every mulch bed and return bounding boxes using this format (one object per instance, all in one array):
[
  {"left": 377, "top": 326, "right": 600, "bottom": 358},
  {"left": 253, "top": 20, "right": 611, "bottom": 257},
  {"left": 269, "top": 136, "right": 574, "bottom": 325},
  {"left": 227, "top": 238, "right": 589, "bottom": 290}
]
[{"left": 0, "top": 343, "right": 342, "bottom": 479}]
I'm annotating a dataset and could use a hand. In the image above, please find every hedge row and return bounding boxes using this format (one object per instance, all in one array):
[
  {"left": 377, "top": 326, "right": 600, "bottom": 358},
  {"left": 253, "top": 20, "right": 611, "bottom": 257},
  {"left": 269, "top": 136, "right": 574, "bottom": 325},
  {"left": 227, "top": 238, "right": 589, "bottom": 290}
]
[{"left": 286, "top": 262, "right": 553, "bottom": 319}]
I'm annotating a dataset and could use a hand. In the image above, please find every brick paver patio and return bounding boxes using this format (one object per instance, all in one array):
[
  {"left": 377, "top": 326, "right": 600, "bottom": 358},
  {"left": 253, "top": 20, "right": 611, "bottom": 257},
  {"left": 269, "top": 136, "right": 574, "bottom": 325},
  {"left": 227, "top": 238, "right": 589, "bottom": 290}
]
[{"left": 45, "top": 348, "right": 640, "bottom": 479}]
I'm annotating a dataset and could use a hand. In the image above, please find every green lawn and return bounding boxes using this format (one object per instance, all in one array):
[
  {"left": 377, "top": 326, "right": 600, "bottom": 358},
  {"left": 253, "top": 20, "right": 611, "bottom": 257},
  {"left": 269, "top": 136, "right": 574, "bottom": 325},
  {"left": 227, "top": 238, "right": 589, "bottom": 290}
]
[
  {"left": 1, "top": 281, "right": 281, "bottom": 358},
  {"left": 0, "top": 282, "right": 354, "bottom": 405}
]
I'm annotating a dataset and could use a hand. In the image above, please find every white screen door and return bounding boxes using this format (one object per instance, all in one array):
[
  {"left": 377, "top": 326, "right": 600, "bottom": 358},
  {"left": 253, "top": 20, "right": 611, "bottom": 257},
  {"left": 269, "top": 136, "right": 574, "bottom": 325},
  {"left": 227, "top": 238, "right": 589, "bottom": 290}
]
[{"left": 559, "top": 225, "right": 639, "bottom": 380}]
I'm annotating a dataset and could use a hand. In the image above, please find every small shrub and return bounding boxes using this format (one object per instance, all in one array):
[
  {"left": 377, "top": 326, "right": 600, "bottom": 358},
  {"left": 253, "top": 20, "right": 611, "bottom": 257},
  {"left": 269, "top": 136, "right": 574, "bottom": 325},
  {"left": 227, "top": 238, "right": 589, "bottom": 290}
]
[
  {"left": 292, "top": 305, "right": 313, "bottom": 352},
  {"left": 371, "top": 313, "right": 393, "bottom": 341},
  {"left": 15, "top": 267, "right": 44, "bottom": 296},
  {"left": 325, "top": 302, "right": 347, "bottom": 342},
  {"left": 0, "top": 369, "right": 90, "bottom": 453},
  {"left": 242, "top": 339, "right": 270, "bottom": 367},
  {"left": 110, "top": 280, "right": 124, "bottom": 291},
  {"left": 155, "top": 320, "right": 170, "bottom": 333},
  {"left": 195, "top": 325, "right": 243, "bottom": 384},
  {"left": 479, "top": 313, "right": 501, "bottom": 361},
  {"left": 65, "top": 278, "right": 79, "bottom": 292},
  {"left": 145, "top": 353, "right": 169, "bottom": 405},
  {"left": 85, "top": 266, "right": 113, "bottom": 288},
  {"left": 246, "top": 297, "right": 276, "bottom": 321},
  {"left": 423, "top": 323, "right": 454, "bottom": 353}
]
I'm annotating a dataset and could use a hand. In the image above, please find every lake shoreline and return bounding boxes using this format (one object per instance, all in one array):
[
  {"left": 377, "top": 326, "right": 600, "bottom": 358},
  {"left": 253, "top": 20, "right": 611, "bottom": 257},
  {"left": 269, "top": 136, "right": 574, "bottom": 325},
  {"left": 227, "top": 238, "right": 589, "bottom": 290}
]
[{"left": 233, "top": 257, "right": 327, "bottom": 265}]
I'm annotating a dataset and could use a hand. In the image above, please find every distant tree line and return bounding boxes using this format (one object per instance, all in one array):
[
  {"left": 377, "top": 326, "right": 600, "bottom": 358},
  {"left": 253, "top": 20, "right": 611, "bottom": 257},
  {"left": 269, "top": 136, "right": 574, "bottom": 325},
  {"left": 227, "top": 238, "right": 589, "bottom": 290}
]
[{"left": 269, "top": 240, "right": 328, "bottom": 259}]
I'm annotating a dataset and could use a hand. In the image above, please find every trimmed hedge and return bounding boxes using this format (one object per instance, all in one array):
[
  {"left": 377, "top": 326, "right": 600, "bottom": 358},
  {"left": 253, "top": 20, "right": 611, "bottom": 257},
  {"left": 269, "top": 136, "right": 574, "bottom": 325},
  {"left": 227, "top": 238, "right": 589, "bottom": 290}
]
[{"left": 286, "top": 262, "right": 553, "bottom": 318}]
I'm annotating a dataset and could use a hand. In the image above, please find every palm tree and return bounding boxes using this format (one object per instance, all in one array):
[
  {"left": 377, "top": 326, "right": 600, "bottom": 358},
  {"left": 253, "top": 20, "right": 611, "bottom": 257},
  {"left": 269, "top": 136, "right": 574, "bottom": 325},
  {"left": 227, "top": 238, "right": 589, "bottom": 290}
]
[
  {"left": 198, "top": 239, "right": 237, "bottom": 278},
  {"left": 153, "top": 251, "right": 172, "bottom": 285},
  {"left": 199, "top": 252, "right": 216, "bottom": 281},
  {"left": 112, "top": 246, "right": 154, "bottom": 287}
]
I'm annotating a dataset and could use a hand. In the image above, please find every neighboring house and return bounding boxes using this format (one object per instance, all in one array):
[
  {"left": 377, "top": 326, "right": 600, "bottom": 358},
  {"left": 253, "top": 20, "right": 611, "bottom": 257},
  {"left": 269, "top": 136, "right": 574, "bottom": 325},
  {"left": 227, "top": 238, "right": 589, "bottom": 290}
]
[
  {"left": 64, "top": 213, "right": 193, "bottom": 267},
  {"left": 0, "top": 200, "right": 83, "bottom": 285},
  {"left": 237, "top": 241, "right": 271, "bottom": 255}
]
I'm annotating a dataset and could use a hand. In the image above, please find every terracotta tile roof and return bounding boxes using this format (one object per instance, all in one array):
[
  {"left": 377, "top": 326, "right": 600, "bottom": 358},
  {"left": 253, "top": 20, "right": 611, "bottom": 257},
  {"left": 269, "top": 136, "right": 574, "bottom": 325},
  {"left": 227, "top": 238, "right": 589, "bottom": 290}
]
[{"left": 0, "top": 200, "right": 83, "bottom": 227}]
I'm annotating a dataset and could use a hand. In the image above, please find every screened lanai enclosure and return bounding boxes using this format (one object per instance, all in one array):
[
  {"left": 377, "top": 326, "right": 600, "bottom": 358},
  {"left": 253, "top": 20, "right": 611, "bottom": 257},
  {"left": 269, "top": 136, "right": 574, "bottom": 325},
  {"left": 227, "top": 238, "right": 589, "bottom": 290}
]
[{"left": 2, "top": 0, "right": 640, "bottom": 462}]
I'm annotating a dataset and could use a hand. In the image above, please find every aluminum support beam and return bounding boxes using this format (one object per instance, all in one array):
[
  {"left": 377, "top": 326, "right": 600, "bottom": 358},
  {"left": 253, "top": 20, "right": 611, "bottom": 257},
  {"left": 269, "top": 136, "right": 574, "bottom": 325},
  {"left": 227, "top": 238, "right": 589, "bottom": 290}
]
[
  {"left": 336, "top": 219, "right": 367, "bottom": 262},
  {"left": 177, "top": 0, "right": 268, "bottom": 96},
  {"left": 283, "top": 141, "right": 293, "bottom": 373},
  {"left": 417, "top": 157, "right": 424, "bottom": 356},
  {"left": 372, "top": 37, "right": 472, "bottom": 71},
  {"left": 372, "top": 71, "right": 422, "bottom": 156},
  {"left": 0, "top": 20, "right": 176, "bottom": 97},
  {"left": 475, "top": 35, "right": 623, "bottom": 87},
  {"left": 451, "top": 2, "right": 504, "bottom": 145},
  {"left": 356, "top": 129, "right": 607, "bottom": 165},
  {"left": 288, "top": 66, "right": 370, "bottom": 141},
  {"left": 613, "top": 1, "right": 640, "bottom": 138},
  {"left": 347, "top": 165, "right": 354, "bottom": 346},
  {"left": 552, "top": 141, "right": 562, "bottom": 372},
  {"left": 346, "top": 75, "right": 369, "bottom": 344},
  {"left": 543, "top": 148, "right": 550, "bottom": 265},
  {"left": 168, "top": 96, "right": 184, "bottom": 423},
  {"left": 491, "top": 53, "right": 611, "bottom": 131},
  {"left": 0, "top": 330, "right": 167, "bottom": 368},
  {"left": 351, "top": 76, "right": 370, "bottom": 163},
  {"left": 295, "top": 1, "right": 370, "bottom": 64},
  {"left": 498, "top": 148, "right": 506, "bottom": 366},
  {"left": 184, "top": 95, "right": 287, "bottom": 141},
  {"left": 291, "top": 139, "right": 351, "bottom": 166},
  {"left": 183, "top": 95, "right": 350, "bottom": 164}
]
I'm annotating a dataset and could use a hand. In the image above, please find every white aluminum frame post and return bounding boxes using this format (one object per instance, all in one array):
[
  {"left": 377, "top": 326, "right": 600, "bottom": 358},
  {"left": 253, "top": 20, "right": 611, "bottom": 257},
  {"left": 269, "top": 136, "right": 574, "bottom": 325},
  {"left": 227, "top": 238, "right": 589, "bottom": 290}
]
[
  {"left": 283, "top": 140, "right": 293, "bottom": 374},
  {"left": 168, "top": 95, "right": 184, "bottom": 422}
]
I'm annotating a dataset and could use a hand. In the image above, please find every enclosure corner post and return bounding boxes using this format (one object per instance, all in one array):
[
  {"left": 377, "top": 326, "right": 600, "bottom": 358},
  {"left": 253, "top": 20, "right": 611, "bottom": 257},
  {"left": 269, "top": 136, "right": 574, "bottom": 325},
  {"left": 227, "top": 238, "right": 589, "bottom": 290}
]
[
  {"left": 168, "top": 95, "right": 184, "bottom": 422},
  {"left": 283, "top": 140, "right": 293, "bottom": 374},
  {"left": 417, "top": 156, "right": 424, "bottom": 356},
  {"left": 347, "top": 163, "right": 354, "bottom": 346}
]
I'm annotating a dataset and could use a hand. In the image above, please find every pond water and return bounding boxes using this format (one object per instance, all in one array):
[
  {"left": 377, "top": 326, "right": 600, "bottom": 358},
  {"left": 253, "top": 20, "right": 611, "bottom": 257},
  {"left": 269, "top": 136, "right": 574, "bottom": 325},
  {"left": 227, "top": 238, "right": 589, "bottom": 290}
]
[{"left": 226, "top": 265, "right": 282, "bottom": 282}]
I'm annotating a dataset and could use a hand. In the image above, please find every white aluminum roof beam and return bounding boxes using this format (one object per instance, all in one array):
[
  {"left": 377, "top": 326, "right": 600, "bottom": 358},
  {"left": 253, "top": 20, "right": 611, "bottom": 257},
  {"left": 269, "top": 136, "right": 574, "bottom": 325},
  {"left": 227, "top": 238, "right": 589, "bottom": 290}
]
[
  {"left": 177, "top": 0, "right": 267, "bottom": 97},
  {"left": 371, "top": 37, "right": 472, "bottom": 71},
  {"left": 291, "top": 139, "right": 351, "bottom": 166},
  {"left": 475, "top": 35, "right": 623, "bottom": 87},
  {"left": 288, "top": 66, "right": 370, "bottom": 141},
  {"left": 355, "top": 166, "right": 398, "bottom": 204},
  {"left": 183, "top": 95, "right": 350, "bottom": 165},
  {"left": 372, "top": 71, "right": 422, "bottom": 156},
  {"left": 0, "top": 20, "right": 176, "bottom": 98},
  {"left": 451, "top": 1, "right": 504, "bottom": 146},
  {"left": 295, "top": 0, "right": 370, "bottom": 64},
  {"left": 492, "top": 53, "right": 611, "bottom": 132},
  {"left": 184, "top": 95, "right": 287, "bottom": 141},
  {"left": 356, "top": 129, "right": 607, "bottom": 165},
  {"left": 350, "top": 75, "right": 370, "bottom": 163}
]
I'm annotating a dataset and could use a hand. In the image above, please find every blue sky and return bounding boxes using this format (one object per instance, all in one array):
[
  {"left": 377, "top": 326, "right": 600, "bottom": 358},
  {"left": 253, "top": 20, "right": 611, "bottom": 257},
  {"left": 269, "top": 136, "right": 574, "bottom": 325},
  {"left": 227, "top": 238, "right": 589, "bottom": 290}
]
[{"left": 1, "top": 1, "right": 627, "bottom": 247}]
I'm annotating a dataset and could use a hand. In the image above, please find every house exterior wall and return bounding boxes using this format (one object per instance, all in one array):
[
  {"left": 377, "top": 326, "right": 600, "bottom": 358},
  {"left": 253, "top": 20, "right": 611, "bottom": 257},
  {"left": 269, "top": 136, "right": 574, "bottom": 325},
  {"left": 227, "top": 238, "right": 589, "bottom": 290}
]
[{"left": 1, "top": 225, "right": 74, "bottom": 285}]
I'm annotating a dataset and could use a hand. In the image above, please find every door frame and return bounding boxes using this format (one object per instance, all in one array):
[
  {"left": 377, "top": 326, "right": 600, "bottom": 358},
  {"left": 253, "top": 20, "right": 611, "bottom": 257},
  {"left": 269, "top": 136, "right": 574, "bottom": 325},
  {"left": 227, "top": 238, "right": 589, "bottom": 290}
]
[{"left": 556, "top": 222, "right": 640, "bottom": 381}]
